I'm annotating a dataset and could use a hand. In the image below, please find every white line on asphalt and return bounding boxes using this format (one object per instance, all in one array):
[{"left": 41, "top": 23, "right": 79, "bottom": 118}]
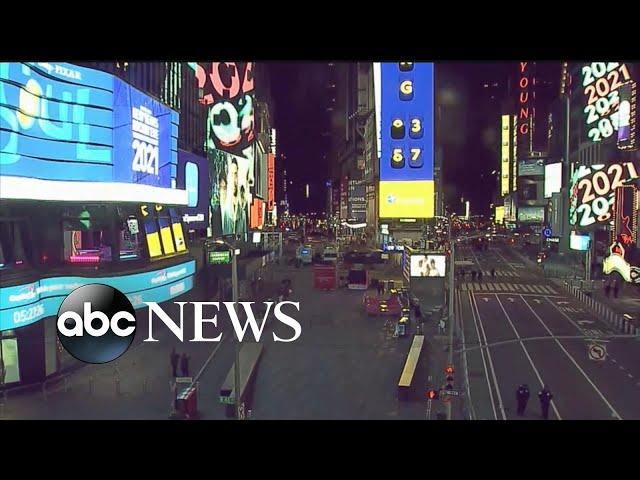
[
  {"left": 494, "top": 248, "right": 519, "bottom": 273},
  {"left": 494, "top": 294, "right": 562, "bottom": 420},
  {"left": 525, "top": 296, "right": 623, "bottom": 420},
  {"left": 467, "top": 292, "right": 506, "bottom": 420},
  {"left": 619, "top": 365, "right": 626, "bottom": 371},
  {"left": 612, "top": 358, "right": 617, "bottom": 363},
  {"left": 457, "top": 290, "right": 476, "bottom": 420},
  {"left": 628, "top": 374, "right": 634, "bottom": 379},
  {"left": 469, "top": 291, "right": 505, "bottom": 420}
]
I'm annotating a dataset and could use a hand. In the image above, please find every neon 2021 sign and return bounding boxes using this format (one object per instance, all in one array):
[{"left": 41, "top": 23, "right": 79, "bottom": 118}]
[
  {"left": 570, "top": 162, "right": 639, "bottom": 228},
  {"left": 582, "top": 62, "right": 632, "bottom": 142}
]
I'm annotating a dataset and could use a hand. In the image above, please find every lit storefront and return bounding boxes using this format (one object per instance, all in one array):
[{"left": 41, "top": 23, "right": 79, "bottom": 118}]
[{"left": 0, "top": 62, "right": 194, "bottom": 386}]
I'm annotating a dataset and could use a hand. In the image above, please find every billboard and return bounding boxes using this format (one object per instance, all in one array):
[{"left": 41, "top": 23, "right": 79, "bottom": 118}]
[
  {"left": 570, "top": 233, "right": 590, "bottom": 251},
  {"left": 348, "top": 179, "right": 367, "bottom": 223},
  {"left": 250, "top": 197, "right": 265, "bottom": 229},
  {"left": 495, "top": 206, "right": 505, "bottom": 224},
  {"left": 617, "top": 81, "right": 637, "bottom": 151},
  {"left": 208, "top": 149, "right": 251, "bottom": 237},
  {"left": 501, "top": 115, "right": 511, "bottom": 196},
  {"left": 176, "top": 150, "right": 209, "bottom": 230},
  {"left": 569, "top": 162, "right": 639, "bottom": 228},
  {"left": 544, "top": 162, "right": 562, "bottom": 198},
  {"left": 581, "top": 63, "right": 633, "bottom": 143},
  {"left": 267, "top": 153, "right": 275, "bottom": 211},
  {"left": 410, "top": 254, "right": 446, "bottom": 277},
  {"left": 518, "top": 206, "right": 545, "bottom": 223},
  {"left": 613, "top": 185, "right": 638, "bottom": 246},
  {"left": 518, "top": 62, "right": 532, "bottom": 153},
  {"left": 340, "top": 176, "right": 349, "bottom": 221},
  {"left": 518, "top": 158, "right": 544, "bottom": 176},
  {"left": 0, "top": 62, "right": 184, "bottom": 204},
  {"left": 379, "top": 180, "right": 434, "bottom": 219},
  {"left": 378, "top": 62, "right": 434, "bottom": 219}
]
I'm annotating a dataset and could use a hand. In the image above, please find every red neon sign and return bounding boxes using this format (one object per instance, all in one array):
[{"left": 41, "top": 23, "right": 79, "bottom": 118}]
[{"left": 518, "top": 62, "right": 531, "bottom": 141}]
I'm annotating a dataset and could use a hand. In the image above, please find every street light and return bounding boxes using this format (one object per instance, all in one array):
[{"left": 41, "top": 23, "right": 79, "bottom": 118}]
[{"left": 215, "top": 239, "right": 242, "bottom": 419}]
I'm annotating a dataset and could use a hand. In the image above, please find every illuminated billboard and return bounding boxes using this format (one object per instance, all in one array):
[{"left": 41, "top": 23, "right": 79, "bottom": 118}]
[
  {"left": 544, "top": 162, "right": 562, "bottom": 198},
  {"left": 517, "top": 206, "right": 544, "bottom": 223},
  {"left": 267, "top": 153, "right": 275, "bottom": 211},
  {"left": 518, "top": 158, "right": 544, "bottom": 176},
  {"left": 495, "top": 206, "right": 505, "bottom": 224},
  {"left": 348, "top": 179, "right": 367, "bottom": 223},
  {"left": 501, "top": 115, "right": 510, "bottom": 196},
  {"left": 0, "top": 62, "right": 184, "bottom": 204},
  {"left": 379, "top": 62, "right": 434, "bottom": 181},
  {"left": 176, "top": 150, "right": 209, "bottom": 230},
  {"left": 569, "top": 162, "right": 639, "bottom": 228},
  {"left": 613, "top": 185, "right": 638, "bottom": 246},
  {"left": 208, "top": 149, "right": 251, "bottom": 237},
  {"left": 378, "top": 62, "right": 434, "bottom": 219},
  {"left": 581, "top": 63, "right": 633, "bottom": 143},
  {"left": 250, "top": 197, "right": 265, "bottom": 229},
  {"left": 410, "top": 254, "right": 446, "bottom": 277},
  {"left": 379, "top": 181, "right": 434, "bottom": 219},
  {"left": 570, "top": 233, "right": 590, "bottom": 251},
  {"left": 617, "top": 81, "right": 637, "bottom": 151}
]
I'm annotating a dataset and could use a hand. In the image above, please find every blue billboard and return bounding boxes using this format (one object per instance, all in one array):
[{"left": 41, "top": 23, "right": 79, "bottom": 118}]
[
  {"left": 0, "top": 260, "right": 195, "bottom": 331},
  {"left": 0, "top": 62, "right": 179, "bottom": 192},
  {"left": 176, "top": 150, "right": 209, "bottom": 230},
  {"left": 380, "top": 62, "right": 434, "bottom": 182}
]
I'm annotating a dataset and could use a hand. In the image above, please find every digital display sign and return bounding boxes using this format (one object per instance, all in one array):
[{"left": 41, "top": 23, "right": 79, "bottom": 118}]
[
  {"left": 570, "top": 233, "right": 590, "bottom": 251},
  {"left": 569, "top": 162, "right": 639, "bottom": 228},
  {"left": 379, "top": 62, "right": 434, "bottom": 181},
  {"left": 176, "top": 150, "right": 209, "bottom": 230},
  {"left": 613, "top": 185, "right": 638, "bottom": 246},
  {"left": 501, "top": 115, "right": 511, "bottom": 196},
  {"left": 0, "top": 62, "right": 185, "bottom": 204},
  {"left": 0, "top": 260, "right": 195, "bottom": 331},
  {"left": 208, "top": 250, "right": 231, "bottom": 265},
  {"left": 518, "top": 158, "right": 544, "bottom": 176},
  {"left": 267, "top": 153, "right": 275, "bottom": 211},
  {"left": 544, "top": 162, "right": 562, "bottom": 198},
  {"left": 379, "top": 180, "right": 434, "bottom": 219},
  {"left": 495, "top": 206, "right": 505, "bottom": 224},
  {"left": 410, "top": 254, "right": 446, "bottom": 277},
  {"left": 617, "top": 81, "right": 637, "bottom": 151},
  {"left": 581, "top": 63, "right": 633, "bottom": 143},
  {"left": 518, "top": 206, "right": 545, "bottom": 223}
]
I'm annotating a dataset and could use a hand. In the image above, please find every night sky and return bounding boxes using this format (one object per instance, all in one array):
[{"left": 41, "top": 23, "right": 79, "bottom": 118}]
[{"left": 269, "top": 62, "right": 516, "bottom": 217}]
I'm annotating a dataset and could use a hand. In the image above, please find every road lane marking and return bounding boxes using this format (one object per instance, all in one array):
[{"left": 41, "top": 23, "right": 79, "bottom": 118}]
[
  {"left": 506, "top": 284, "right": 515, "bottom": 292},
  {"left": 469, "top": 291, "right": 502, "bottom": 420},
  {"left": 495, "top": 283, "right": 503, "bottom": 291},
  {"left": 619, "top": 366, "right": 626, "bottom": 371},
  {"left": 524, "top": 296, "right": 623, "bottom": 420},
  {"left": 494, "top": 294, "right": 562, "bottom": 420},
  {"left": 457, "top": 291, "right": 477, "bottom": 420}
]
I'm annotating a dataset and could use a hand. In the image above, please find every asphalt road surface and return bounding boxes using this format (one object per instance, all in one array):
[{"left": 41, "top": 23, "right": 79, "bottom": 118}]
[{"left": 456, "top": 240, "right": 640, "bottom": 420}]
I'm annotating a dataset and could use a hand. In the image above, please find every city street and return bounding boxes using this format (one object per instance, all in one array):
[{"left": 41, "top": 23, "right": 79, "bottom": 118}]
[{"left": 457, "top": 241, "right": 640, "bottom": 420}]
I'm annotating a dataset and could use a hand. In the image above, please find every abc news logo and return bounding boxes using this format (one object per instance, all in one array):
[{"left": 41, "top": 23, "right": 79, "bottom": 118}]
[{"left": 56, "top": 284, "right": 301, "bottom": 364}]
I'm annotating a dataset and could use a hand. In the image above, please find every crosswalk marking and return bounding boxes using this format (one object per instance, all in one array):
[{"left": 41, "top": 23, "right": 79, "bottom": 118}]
[{"left": 461, "top": 282, "right": 560, "bottom": 295}]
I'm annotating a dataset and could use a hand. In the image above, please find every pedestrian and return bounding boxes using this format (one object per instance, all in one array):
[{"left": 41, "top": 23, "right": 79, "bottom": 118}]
[
  {"left": 516, "top": 384, "right": 530, "bottom": 416},
  {"left": 414, "top": 304, "right": 422, "bottom": 324},
  {"left": 613, "top": 281, "right": 619, "bottom": 299},
  {"left": 604, "top": 283, "right": 611, "bottom": 298},
  {"left": 471, "top": 270, "right": 477, "bottom": 281},
  {"left": 180, "top": 353, "right": 190, "bottom": 378},
  {"left": 170, "top": 347, "right": 179, "bottom": 377},
  {"left": 438, "top": 318, "right": 446, "bottom": 334},
  {"left": 491, "top": 268, "right": 496, "bottom": 279},
  {"left": 538, "top": 386, "right": 553, "bottom": 420},
  {"left": 478, "top": 270, "right": 483, "bottom": 283},
  {"left": 377, "top": 281, "right": 383, "bottom": 297},
  {"left": 461, "top": 269, "right": 465, "bottom": 280}
]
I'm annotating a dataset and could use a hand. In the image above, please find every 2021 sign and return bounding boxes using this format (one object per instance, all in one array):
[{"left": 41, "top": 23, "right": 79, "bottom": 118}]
[
  {"left": 582, "top": 62, "right": 632, "bottom": 142},
  {"left": 571, "top": 162, "right": 638, "bottom": 227}
]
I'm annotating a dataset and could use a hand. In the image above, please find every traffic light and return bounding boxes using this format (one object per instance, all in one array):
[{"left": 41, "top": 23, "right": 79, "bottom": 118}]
[
  {"left": 445, "top": 365, "right": 454, "bottom": 375},
  {"left": 426, "top": 389, "right": 439, "bottom": 400}
]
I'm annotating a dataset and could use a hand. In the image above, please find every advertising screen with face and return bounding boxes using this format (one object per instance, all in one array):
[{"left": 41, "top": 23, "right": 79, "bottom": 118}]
[
  {"left": 617, "top": 81, "right": 636, "bottom": 150},
  {"left": 208, "top": 150, "right": 251, "bottom": 237},
  {"left": 410, "top": 254, "right": 446, "bottom": 277}
]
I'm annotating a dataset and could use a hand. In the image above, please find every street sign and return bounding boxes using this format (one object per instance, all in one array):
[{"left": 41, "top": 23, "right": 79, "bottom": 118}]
[
  {"left": 588, "top": 343, "right": 607, "bottom": 361},
  {"left": 440, "top": 389, "right": 461, "bottom": 396},
  {"left": 543, "top": 227, "right": 552, "bottom": 238}
]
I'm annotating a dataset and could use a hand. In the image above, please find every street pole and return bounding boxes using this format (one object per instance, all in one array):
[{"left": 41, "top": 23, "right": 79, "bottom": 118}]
[
  {"left": 231, "top": 246, "right": 241, "bottom": 420},
  {"left": 447, "top": 214, "right": 455, "bottom": 420}
]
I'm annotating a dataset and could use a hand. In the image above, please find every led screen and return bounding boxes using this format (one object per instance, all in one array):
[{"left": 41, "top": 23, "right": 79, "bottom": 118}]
[
  {"left": 410, "top": 254, "right": 446, "bottom": 277},
  {"left": 518, "top": 206, "right": 545, "bottom": 223},
  {"left": 544, "top": 162, "right": 562, "bottom": 198},
  {"left": 379, "top": 180, "right": 434, "bottom": 219},
  {"left": 570, "top": 234, "right": 590, "bottom": 251},
  {"left": 518, "top": 159, "right": 544, "bottom": 176},
  {"left": 176, "top": 150, "right": 209, "bottom": 229}
]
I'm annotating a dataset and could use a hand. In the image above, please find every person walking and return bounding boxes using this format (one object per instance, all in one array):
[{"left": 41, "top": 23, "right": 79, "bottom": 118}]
[
  {"left": 180, "top": 353, "right": 190, "bottom": 378},
  {"left": 460, "top": 269, "right": 465, "bottom": 281},
  {"left": 170, "top": 348, "right": 179, "bottom": 377},
  {"left": 491, "top": 268, "right": 496, "bottom": 279},
  {"left": 538, "top": 386, "right": 553, "bottom": 420},
  {"left": 471, "top": 270, "right": 477, "bottom": 281},
  {"left": 604, "top": 283, "right": 611, "bottom": 298},
  {"left": 516, "top": 384, "right": 530, "bottom": 416},
  {"left": 478, "top": 270, "right": 483, "bottom": 283},
  {"left": 438, "top": 318, "right": 446, "bottom": 334},
  {"left": 613, "top": 281, "right": 620, "bottom": 299}
]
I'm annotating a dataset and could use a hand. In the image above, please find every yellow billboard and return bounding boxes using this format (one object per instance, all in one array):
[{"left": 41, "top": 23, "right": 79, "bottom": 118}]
[
  {"left": 501, "top": 115, "right": 510, "bottom": 196},
  {"left": 379, "top": 180, "right": 434, "bottom": 218},
  {"left": 495, "top": 206, "right": 505, "bottom": 224}
]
